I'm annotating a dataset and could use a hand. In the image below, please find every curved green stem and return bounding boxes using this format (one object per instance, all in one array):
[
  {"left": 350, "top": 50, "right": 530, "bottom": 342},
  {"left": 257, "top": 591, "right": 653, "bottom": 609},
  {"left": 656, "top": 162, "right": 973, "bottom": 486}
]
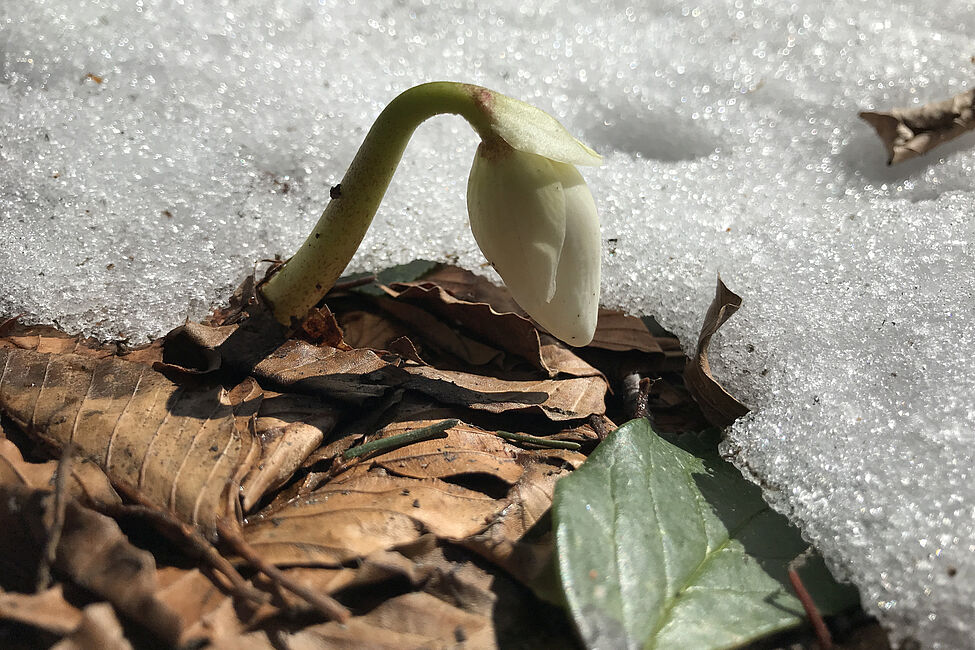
[{"left": 260, "top": 81, "right": 496, "bottom": 326}]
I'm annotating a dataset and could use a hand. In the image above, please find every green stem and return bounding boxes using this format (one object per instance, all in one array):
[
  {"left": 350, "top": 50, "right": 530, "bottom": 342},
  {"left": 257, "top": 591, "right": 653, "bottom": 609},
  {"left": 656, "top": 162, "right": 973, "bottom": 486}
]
[
  {"left": 261, "top": 82, "right": 495, "bottom": 326},
  {"left": 342, "top": 419, "right": 459, "bottom": 460},
  {"left": 495, "top": 430, "right": 582, "bottom": 450}
]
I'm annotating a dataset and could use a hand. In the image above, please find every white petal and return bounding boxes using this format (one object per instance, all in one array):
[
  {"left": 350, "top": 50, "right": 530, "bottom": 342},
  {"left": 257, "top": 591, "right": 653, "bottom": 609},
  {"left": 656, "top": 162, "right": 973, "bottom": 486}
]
[
  {"left": 527, "top": 161, "right": 601, "bottom": 346},
  {"left": 467, "top": 143, "right": 567, "bottom": 306},
  {"left": 486, "top": 92, "right": 603, "bottom": 167}
]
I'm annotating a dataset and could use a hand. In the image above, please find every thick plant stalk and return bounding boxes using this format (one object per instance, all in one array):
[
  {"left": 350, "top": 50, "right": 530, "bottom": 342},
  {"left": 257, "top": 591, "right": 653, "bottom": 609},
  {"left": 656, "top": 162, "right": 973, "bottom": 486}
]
[
  {"left": 860, "top": 88, "right": 975, "bottom": 165},
  {"left": 260, "top": 83, "right": 494, "bottom": 326}
]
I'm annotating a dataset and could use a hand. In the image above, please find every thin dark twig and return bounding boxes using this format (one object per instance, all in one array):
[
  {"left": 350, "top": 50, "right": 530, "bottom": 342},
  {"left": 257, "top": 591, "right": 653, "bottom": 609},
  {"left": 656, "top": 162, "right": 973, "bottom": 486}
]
[
  {"left": 36, "top": 444, "right": 74, "bottom": 592},
  {"left": 788, "top": 552, "right": 833, "bottom": 650},
  {"left": 342, "top": 419, "right": 457, "bottom": 460},
  {"left": 95, "top": 491, "right": 266, "bottom": 607},
  {"left": 216, "top": 519, "right": 350, "bottom": 623},
  {"left": 495, "top": 430, "right": 581, "bottom": 450},
  {"left": 588, "top": 414, "right": 613, "bottom": 440},
  {"left": 634, "top": 377, "right": 654, "bottom": 419}
]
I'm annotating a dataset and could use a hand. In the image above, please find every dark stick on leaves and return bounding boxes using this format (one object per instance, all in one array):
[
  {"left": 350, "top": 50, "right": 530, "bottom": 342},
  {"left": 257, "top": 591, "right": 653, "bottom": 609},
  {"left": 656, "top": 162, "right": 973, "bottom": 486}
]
[
  {"left": 788, "top": 553, "right": 834, "bottom": 650},
  {"left": 36, "top": 444, "right": 74, "bottom": 592},
  {"left": 217, "top": 519, "right": 351, "bottom": 623},
  {"left": 98, "top": 484, "right": 268, "bottom": 607}
]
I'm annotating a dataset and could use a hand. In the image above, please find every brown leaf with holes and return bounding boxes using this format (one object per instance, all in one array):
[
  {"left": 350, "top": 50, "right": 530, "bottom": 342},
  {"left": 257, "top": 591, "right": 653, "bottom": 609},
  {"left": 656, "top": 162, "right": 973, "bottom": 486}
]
[
  {"left": 683, "top": 276, "right": 750, "bottom": 427},
  {"left": 860, "top": 88, "right": 975, "bottom": 164}
]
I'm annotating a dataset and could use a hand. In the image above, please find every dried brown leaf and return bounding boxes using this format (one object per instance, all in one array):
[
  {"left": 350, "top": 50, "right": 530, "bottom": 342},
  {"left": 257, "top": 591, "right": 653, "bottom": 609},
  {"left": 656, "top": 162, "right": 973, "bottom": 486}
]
[
  {"left": 50, "top": 602, "right": 132, "bottom": 650},
  {"left": 402, "top": 363, "right": 607, "bottom": 420},
  {"left": 463, "top": 454, "right": 583, "bottom": 584},
  {"left": 860, "top": 88, "right": 975, "bottom": 164},
  {"left": 363, "top": 419, "right": 525, "bottom": 484},
  {"left": 0, "top": 585, "right": 83, "bottom": 637},
  {"left": 0, "top": 484, "right": 181, "bottom": 644},
  {"left": 683, "top": 276, "right": 750, "bottom": 427},
  {"left": 154, "top": 566, "right": 259, "bottom": 647},
  {"left": 375, "top": 292, "right": 505, "bottom": 366},
  {"left": 244, "top": 473, "right": 501, "bottom": 566},
  {"left": 240, "top": 391, "right": 338, "bottom": 512},
  {"left": 384, "top": 281, "right": 542, "bottom": 369},
  {"left": 414, "top": 265, "right": 524, "bottom": 315},
  {"left": 0, "top": 349, "right": 260, "bottom": 536},
  {"left": 336, "top": 309, "right": 410, "bottom": 351},
  {"left": 589, "top": 308, "right": 665, "bottom": 354},
  {"left": 0, "top": 438, "right": 121, "bottom": 507},
  {"left": 255, "top": 339, "right": 607, "bottom": 421}
]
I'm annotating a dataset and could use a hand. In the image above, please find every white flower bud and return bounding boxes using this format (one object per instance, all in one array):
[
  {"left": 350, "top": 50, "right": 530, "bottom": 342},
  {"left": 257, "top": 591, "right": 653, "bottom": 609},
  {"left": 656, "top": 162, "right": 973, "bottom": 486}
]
[{"left": 468, "top": 139, "right": 601, "bottom": 346}]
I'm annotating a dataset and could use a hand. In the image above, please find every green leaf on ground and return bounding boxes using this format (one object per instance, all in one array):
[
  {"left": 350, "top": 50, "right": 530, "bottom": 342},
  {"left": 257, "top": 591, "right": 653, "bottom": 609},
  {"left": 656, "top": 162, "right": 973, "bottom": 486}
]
[
  {"left": 347, "top": 259, "right": 441, "bottom": 296},
  {"left": 553, "top": 419, "right": 858, "bottom": 649}
]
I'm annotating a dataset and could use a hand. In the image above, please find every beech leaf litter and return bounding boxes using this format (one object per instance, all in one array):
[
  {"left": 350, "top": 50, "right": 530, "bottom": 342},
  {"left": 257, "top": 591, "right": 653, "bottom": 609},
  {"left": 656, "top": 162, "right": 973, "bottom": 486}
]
[
  {"left": 0, "top": 264, "right": 863, "bottom": 648},
  {"left": 860, "top": 88, "right": 975, "bottom": 165}
]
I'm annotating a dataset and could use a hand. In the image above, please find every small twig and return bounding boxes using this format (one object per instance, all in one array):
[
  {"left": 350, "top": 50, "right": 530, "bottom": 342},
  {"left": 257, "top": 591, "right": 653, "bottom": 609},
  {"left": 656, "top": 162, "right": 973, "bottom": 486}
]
[
  {"left": 588, "top": 414, "right": 613, "bottom": 440},
  {"left": 635, "top": 377, "right": 654, "bottom": 419},
  {"left": 216, "top": 519, "right": 350, "bottom": 623},
  {"left": 494, "top": 430, "right": 581, "bottom": 450},
  {"left": 788, "top": 551, "right": 833, "bottom": 650},
  {"left": 341, "top": 419, "right": 457, "bottom": 460},
  {"left": 36, "top": 444, "right": 74, "bottom": 592},
  {"left": 95, "top": 488, "right": 267, "bottom": 607}
]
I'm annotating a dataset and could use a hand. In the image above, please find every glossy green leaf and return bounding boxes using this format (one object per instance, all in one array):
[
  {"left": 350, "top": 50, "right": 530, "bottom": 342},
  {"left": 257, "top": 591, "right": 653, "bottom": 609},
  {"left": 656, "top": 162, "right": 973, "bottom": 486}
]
[{"left": 553, "top": 419, "right": 857, "bottom": 649}]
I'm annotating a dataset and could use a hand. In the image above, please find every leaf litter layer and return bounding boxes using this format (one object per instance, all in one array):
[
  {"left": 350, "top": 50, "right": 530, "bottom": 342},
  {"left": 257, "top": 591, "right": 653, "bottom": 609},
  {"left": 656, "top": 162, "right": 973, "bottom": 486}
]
[{"left": 0, "top": 264, "right": 865, "bottom": 648}]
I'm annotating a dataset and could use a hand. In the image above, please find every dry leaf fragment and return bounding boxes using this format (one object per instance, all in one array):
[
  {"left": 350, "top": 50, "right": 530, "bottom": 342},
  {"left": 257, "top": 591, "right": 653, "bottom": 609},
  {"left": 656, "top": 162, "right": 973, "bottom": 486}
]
[
  {"left": 860, "top": 88, "right": 975, "bottom": 164},
  {"left": 683, "top": 276, "right": 750, "bottom": 427},
  {"left": 0, "top": 585, "right": 83, "bottom": 637},
  {"left": 51, "top": 602, "right": 132, "bottom": 650},
  {"left": 589, "top": 308, "right": 665, "bottom": 354},
  {"left": 463, "top": 455, "right": 583, "bottom": 585}
]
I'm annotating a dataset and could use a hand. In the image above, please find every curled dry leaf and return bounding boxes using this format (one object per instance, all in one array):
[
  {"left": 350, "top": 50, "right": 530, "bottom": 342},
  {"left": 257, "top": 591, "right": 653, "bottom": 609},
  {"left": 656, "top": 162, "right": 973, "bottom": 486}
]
[
  {"left": 683, "top": 276, "right": 750, "bottom": 428},
  {"left": 255, "top": 339, "right": 607, "bottom": 421},
  {"left": 860, "top": 88, "right": 975, "bottom": 164},
  {"left": 384, "top": 281, "right": 547, "bottom": 372},
  {"left": 589, "top": 308, "right": 665, "bottom": 354}
]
